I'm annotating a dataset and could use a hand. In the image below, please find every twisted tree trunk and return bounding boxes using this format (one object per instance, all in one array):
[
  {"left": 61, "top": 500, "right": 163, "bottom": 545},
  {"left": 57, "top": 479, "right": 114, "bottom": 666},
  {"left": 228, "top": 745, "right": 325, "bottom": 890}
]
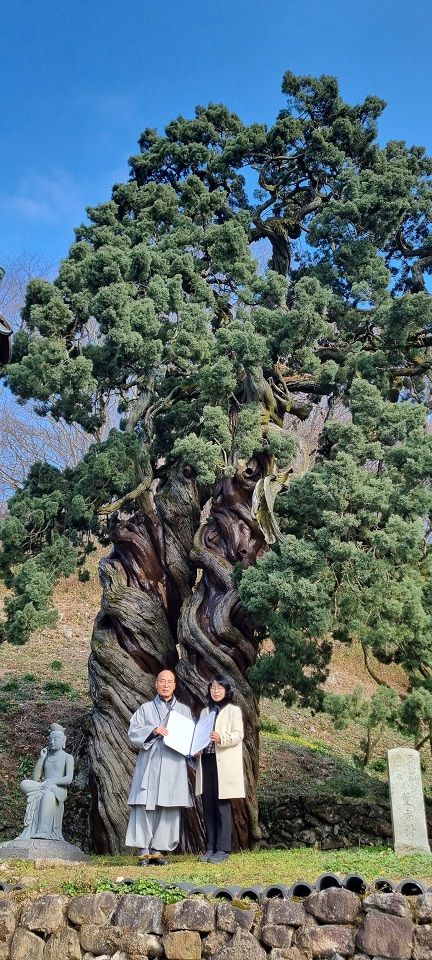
[
  {"left": 88, "top": 473, "right": 200, "bottom": 852},
  {"left": 88, "top": 456, "right": 272, "bottom": 852},
  {"left": 177, "top": 455, "right": 272, "bottom": 850}
]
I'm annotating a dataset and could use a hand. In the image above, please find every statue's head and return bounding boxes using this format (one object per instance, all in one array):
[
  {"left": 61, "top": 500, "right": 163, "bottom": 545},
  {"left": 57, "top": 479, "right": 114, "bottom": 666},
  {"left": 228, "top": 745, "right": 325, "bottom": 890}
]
[{"left": 48, "top": 723, "right": 66, "bottom": 751}]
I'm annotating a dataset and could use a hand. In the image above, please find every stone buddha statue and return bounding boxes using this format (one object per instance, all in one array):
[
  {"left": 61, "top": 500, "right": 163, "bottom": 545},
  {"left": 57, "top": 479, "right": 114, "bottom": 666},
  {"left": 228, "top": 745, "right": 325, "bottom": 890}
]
[{"left": 18, "top": 723, "right": 74, "bottom": 841}]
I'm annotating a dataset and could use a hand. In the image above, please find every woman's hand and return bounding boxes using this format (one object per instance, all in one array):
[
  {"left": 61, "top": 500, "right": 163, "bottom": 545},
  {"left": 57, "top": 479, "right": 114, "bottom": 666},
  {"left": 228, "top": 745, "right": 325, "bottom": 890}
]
[
  {"left": 154, "top": 726, "right": 169, "bottom": 737},
  {"left": 210, "top": 731, "right": 221, "bottom": 744}
]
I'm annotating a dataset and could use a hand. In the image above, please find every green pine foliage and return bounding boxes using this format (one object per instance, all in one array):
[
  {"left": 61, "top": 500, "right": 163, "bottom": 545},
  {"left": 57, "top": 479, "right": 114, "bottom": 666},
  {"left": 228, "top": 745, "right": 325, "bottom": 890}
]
[
  {"left": 1, "top": 71, "right": 432, "bottom": 748},
  {"left": 240, "top": 379, "right": 432, "bottom": 709},
  {"left": 324, "top": 686, "right": 400, "bottom": 765}
]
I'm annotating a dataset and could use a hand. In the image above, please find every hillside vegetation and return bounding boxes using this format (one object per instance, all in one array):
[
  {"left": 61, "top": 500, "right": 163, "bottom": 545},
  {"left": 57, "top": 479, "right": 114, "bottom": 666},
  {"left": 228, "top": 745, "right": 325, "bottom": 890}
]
[{"left": 0, "top": 552, "right": 430, "bottom": 850}]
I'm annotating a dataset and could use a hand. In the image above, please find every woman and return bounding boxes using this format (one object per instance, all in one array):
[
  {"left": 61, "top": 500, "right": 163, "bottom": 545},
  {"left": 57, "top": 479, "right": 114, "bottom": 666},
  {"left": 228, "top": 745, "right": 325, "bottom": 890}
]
[{"left": 195, "top": 674, "right": 245, "bottom": 863}]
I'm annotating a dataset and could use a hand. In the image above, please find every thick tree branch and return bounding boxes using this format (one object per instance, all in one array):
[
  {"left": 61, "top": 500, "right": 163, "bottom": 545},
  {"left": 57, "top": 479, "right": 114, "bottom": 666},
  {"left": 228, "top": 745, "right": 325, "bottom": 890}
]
[
  {"left": 98, "top": 481, "right": 151, "bottom": 516},
  {"left": 361, "top": 643, "right": 390, "bottom": 687}
]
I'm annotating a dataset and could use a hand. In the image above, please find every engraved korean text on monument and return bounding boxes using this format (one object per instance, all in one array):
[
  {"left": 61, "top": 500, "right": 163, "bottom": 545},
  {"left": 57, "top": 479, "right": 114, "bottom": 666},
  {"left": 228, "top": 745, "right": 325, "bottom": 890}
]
[{"left": 388, "top": 747, "right": 430, "bottom": 855}]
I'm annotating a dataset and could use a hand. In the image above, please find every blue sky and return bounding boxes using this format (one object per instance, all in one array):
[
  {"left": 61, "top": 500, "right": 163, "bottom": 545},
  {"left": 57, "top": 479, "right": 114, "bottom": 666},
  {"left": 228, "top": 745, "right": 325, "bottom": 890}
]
[{"left": 1, "top": 0, "right": 432, "bottom": 273}]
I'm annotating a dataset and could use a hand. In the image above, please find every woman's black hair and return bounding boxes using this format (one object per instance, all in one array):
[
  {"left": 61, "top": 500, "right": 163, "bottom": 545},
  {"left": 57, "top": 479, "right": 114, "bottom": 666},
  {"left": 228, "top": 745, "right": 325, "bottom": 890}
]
[{"left": 206, "top": 673, "right": 234, "bottom": 705}]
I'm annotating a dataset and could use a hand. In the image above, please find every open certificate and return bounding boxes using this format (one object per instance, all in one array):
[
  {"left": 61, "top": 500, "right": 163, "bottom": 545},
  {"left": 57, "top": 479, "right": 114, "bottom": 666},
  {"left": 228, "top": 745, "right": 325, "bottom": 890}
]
[{"left": 164, "top": 710, "right": 216, "bottom": 756}]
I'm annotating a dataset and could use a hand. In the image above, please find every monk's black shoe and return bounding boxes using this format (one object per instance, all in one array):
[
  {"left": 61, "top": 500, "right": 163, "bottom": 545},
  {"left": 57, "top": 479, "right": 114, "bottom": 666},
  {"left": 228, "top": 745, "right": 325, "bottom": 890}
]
[
  {"left": 138, "top": 849, "right": 168, "bottom": 866},
  {"left": 148, "top": 854, "right": 168, "bottom": 866}
]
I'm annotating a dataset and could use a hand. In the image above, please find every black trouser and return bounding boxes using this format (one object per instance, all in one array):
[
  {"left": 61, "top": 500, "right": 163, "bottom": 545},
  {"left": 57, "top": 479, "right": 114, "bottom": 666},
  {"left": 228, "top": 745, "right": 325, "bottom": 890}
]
[{"left": 202, "top": 753, "right": 232, "bottom": 853}]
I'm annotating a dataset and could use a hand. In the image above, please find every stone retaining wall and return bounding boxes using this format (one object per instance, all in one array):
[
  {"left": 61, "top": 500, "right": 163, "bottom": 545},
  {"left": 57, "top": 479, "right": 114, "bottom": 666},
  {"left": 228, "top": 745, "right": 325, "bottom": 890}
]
[
  {"left": 260, "top": 795, "right": 432, "bottom": 850},
  {"left": 2, "top": 887, "right": 432, "bottom": 959}
]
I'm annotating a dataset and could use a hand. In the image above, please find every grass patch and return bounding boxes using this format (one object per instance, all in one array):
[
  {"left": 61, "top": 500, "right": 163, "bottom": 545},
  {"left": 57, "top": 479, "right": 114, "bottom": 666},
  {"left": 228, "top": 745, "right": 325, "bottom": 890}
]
[
  {"left": 43, "top": 680, "right": 79, "bottom": 700},
  {"left": 96, "top": 877, "right": 185, "bottom": 902},
  {"left": 0, "top": 674, "right": 42, "bottom": 700},
  {"left": 261, "top": 726, "right": 328, "bottom": 753},
  {"left": 2, "top": 847, "right": 432, "bottom": 894},
  {"left": 17, "top": 755, "right": 35, "bottom": 778},
  {"left": 0, "top": 674, "right": 43, "bottom": 717},
  {"left": 62, "top": 876, "right": 185, "bottom": 902},
  {"left": 260, "top": 716, "right": 281, "bottom": 735},
  {"left": 0, "top": 697, "right": 20, "bottom": 716},
  {"left": 259, "top": 733, "right": 387, "bottom": 805}
]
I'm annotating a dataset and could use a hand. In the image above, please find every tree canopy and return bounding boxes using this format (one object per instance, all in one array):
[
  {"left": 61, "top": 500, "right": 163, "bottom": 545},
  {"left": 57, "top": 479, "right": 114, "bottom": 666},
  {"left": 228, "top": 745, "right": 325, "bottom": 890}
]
[{"left": 1, "top": 71, "right": 432, "bottom": 740}]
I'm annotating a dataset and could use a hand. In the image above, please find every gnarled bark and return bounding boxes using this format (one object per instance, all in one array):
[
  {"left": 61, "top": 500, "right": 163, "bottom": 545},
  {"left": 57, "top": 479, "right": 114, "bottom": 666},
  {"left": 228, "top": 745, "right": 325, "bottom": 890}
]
[
  {"left": 88, "top": 387, "right": 336, "bottom": 852},
  {"left": 88, "top": 455, "right": 272, "bottom": 852},
  {"left": 177, "top": 455, "right": 273, "bottom": 850},
  {"left": 88, "top": 472, "right": 200, "bottom": 852}
]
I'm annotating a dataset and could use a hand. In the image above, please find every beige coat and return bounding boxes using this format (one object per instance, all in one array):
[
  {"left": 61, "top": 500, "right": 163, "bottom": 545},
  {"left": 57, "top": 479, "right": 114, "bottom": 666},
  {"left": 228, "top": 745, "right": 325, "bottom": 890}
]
[{"left": 195, "top": 703, "right": 245, "bottom": 800}]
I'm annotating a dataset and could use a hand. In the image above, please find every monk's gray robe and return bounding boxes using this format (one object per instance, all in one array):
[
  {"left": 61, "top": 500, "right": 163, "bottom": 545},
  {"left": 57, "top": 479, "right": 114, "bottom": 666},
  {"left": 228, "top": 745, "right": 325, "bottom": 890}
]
[{"left": 125, "top": 695, "right": 192, "bottom": 853}]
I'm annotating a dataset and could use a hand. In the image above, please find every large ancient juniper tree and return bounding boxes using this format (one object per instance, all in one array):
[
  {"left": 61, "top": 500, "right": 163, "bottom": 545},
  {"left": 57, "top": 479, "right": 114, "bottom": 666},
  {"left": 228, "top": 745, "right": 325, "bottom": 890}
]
[{"left": 1, "top": 72, "right": 432, "bottom": 851}]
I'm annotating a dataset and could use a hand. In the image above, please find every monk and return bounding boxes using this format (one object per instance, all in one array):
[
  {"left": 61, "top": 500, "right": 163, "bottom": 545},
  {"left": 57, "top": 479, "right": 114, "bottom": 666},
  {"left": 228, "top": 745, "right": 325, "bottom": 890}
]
[{"left": 126, "top": 669, "right": 192, "bottom": 865}]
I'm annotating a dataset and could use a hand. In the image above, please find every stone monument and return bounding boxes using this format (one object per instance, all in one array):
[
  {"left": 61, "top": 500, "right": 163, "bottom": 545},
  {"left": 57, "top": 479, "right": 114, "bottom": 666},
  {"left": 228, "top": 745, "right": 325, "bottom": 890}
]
[
  {"left": 0, "top": 723, "right": 88, "bottom": 861},
  {"left": 388, "top": 746, "right": 431, "bottom": 855}
]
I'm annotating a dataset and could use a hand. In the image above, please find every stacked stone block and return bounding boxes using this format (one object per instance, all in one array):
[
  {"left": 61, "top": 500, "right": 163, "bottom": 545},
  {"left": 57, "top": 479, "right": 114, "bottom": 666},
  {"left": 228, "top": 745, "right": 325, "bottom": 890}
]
[{"left": 1, "top": 887, "right": 432, "bottom": 959}]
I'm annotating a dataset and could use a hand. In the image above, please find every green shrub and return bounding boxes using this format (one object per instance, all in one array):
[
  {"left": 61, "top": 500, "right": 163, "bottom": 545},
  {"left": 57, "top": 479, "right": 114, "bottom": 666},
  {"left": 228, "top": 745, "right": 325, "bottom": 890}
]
[
  {"left": 63, "top": 879, "right": 92, "bottom": 897},
  {"left": 0, "top": 698, "right": 19, "bottom": 715},
  {"left": 94, "top": 876, "right": 185, "bottom": 902},
  {"left": 43, "top": 680, "right": 75, "bottom": 699},
  {"left": 18, "top": 755, "right": 34, "bottom": 778},
  {"left": 369, "top": 757, "right": 387, "bottom": 773},
  {"left": 323, "top": 772, "right": 367, "bottom": 799},
  {"left": 260, "top": 716, "right": 281, "bottom": 734}
]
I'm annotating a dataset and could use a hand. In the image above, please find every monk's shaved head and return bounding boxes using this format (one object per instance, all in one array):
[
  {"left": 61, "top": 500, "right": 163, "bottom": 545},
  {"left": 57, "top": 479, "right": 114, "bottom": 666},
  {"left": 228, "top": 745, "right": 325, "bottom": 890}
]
[
  {"left": 155, "top": 670, "right": 176, "bottom": 701},
  {"left": 156, "top": 669, "right": 176, "bottom": 682}
]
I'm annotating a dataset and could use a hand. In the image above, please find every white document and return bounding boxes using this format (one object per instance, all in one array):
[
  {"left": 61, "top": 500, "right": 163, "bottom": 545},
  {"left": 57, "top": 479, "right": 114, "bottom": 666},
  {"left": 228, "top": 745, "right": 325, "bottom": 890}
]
[
  {"left": 191, "top": 711, "right": 216, "bottom": 754},
  {"left": 164, "top": 710, "right": 215, "bottom": 756},
  {"left": 164, "top": 712, "right": 195, "bottom": 755}
]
